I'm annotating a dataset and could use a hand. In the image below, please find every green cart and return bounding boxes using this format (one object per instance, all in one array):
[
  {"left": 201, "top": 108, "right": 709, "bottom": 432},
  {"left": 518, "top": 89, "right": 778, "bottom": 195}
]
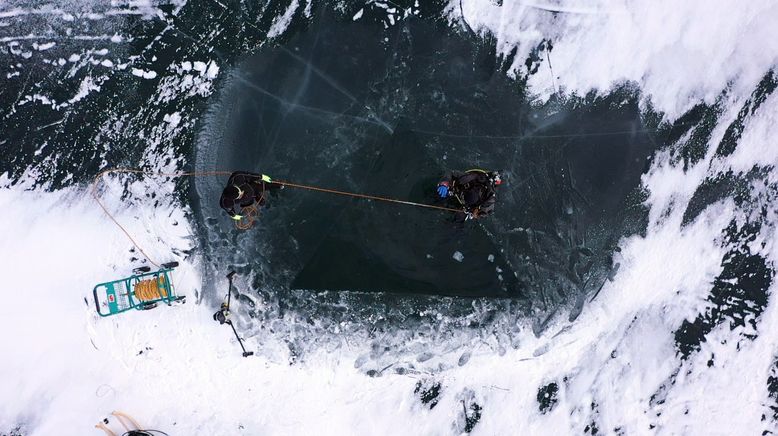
[{"left": 93, "top": 262, "right": 185, "bottom": 317}]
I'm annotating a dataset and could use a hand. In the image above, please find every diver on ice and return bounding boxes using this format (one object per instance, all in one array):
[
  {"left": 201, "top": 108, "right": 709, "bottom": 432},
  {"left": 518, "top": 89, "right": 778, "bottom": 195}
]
[
  {"left": 437, "top": 169, "right": 501, "bottom": 220},
  {"left": 219, "top": 171, "right": 279, "bottom": 221}
]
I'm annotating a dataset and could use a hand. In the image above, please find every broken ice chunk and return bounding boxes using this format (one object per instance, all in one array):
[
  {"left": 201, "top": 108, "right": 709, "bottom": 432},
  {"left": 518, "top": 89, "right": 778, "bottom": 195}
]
[{"left": 452, "top": 251, "right": 464, "bottom": 262}]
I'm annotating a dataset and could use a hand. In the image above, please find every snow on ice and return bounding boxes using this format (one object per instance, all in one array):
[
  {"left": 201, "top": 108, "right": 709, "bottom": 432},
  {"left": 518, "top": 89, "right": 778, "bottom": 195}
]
[{"left": 1, "top": 1, "right": 778, "bottom": 435}]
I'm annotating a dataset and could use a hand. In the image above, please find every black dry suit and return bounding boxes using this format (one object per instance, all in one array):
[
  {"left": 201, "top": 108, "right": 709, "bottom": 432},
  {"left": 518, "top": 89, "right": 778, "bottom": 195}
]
[
  {"left": 219, "top": 171, "right": 277, "bottom": 220},
  {"left": 443, "top": 169, "right": 500, "bottom": 219}
]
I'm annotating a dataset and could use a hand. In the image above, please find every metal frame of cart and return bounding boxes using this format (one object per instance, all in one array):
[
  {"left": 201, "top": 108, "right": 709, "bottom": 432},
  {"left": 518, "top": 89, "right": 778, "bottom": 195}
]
[{"left": 93, "top": 262, "right": 184, "bottom": 317}]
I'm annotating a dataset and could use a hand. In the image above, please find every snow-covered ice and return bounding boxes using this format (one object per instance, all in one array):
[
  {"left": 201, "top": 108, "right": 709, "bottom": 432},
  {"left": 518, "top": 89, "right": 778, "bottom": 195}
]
[{"left": 2, "top": 0, "right": 778, "bottom": 434}]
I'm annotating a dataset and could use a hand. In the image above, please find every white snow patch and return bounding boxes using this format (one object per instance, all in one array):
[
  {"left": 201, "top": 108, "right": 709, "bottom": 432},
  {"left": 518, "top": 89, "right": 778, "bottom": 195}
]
[
  {"left": 726, "top": 91, "right": 778, "bottom": 175},
  {"left": 205, "top": 61, "right": 219, "bottom": 79},
  {"left": 68, "top": 76, "right": 101, "bottom": 104},
  {"left": 267, "top": 0, "right": 299, "bottom": 39},
  {"left": 303, "top": 0, "right": 312, "bottom": 18},
  {"left": 33, "top": 41, "right": 55, "bottom": 51},
  {"left": 451, "top": 0, "right": 778, "bottom": 118},
  {"left": 131, "top": 68, "right": 157, "bottom": 79},
  {"left": 163, "top": 112, "right": 181, "bottom": 128}
]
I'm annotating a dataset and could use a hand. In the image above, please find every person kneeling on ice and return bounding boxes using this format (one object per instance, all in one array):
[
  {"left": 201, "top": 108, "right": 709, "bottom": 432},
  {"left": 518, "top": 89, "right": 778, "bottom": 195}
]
[
  {"left": 437, "top": 169, "right": 501, "bottom": 220},
  {"left": 220, "top": 171, "right": 279, "bottom": 221}
]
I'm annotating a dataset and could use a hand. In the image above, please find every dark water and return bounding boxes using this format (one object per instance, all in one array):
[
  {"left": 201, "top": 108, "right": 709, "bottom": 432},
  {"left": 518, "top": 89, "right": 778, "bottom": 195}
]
[{"left": 194, "top": 4, "right": 657, "bottom": 358}]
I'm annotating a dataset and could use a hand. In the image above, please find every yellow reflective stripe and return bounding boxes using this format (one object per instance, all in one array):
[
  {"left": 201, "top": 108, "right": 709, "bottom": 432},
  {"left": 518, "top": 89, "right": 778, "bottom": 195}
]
[
  {"left": 261, "top": 174, "right": 272, "bottom": 183},
  {"left": 466, "top": 168, "right": 489, "bottom": 174}
]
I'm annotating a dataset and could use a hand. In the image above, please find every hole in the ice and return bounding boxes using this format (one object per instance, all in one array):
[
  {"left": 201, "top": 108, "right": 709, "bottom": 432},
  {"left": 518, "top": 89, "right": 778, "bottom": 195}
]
[
  {"left": 196, "top": 2, "right": 660, "bottom": 318},
  {"left": 537, "top": 381, "right": 559, "bottom": 414}
]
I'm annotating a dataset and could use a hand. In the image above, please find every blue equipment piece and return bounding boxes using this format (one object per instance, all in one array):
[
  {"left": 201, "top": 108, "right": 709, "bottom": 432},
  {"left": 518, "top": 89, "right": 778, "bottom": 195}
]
[{"left": 437, "top": 183, "right": 449, "bottom": 198}]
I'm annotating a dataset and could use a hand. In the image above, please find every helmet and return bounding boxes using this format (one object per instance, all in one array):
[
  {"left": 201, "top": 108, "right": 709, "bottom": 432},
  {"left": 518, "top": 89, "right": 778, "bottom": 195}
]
[{"left": 223, "top": 185, "right": 241, "bottom": 200}]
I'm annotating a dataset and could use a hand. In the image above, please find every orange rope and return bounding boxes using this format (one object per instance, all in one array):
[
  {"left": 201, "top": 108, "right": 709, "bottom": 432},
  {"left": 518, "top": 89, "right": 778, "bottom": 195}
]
[
  {"left": 235, "top": 203, "right": 259, "bottom": 230},
  {"left": 134, "top": 276, "right": 168, "bottom": 302},
  {"left": 274, "top": 180, "right": 463, "bottom": 213},
  {"left": 91, "top": 168, "right": 464, "bottom": 266},
  {"left": 91, "top": 168, "right": 233, "bottom": 268}
]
